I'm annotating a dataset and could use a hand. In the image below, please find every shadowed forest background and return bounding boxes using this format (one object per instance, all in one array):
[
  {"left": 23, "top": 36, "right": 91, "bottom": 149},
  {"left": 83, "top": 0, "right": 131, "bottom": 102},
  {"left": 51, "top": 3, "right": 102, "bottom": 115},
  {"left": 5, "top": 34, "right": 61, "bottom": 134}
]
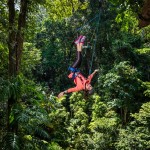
[{"left": 0, "top": 0, "right": 150, "bottom": 149}]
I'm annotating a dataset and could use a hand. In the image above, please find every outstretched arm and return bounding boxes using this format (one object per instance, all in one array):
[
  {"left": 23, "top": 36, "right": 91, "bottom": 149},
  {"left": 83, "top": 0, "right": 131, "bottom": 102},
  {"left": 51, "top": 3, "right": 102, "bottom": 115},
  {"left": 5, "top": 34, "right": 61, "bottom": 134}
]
[
  {"left": 58, "top": 86, "right": 83, "bottom": 98},
  {"left": 87, "top": 69, "right": 99, "bottom": 82}
]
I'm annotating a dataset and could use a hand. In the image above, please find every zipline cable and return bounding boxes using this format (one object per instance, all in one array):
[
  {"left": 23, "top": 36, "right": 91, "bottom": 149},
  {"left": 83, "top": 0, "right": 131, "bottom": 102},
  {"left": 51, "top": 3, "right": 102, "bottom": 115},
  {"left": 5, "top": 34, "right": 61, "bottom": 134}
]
[
  {"left": 76, "top": 14, "right": 99, "bottom": 32},
  {"left": 68, "top": 0, "right": 103, "bottom": 71},
  {"left": 89, "top": 7, "right": 101, "bottom": 75}
]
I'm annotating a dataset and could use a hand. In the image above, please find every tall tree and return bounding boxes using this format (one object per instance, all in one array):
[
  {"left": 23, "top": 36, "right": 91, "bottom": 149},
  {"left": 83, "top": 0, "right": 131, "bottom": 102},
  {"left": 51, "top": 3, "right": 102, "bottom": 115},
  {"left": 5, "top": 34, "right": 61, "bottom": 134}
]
[
  {"left": 8, "top": 0, "right": 28, "bottom": 76},
  {"left": 7, "top": 0, "right": 29, "bottom": 132}
]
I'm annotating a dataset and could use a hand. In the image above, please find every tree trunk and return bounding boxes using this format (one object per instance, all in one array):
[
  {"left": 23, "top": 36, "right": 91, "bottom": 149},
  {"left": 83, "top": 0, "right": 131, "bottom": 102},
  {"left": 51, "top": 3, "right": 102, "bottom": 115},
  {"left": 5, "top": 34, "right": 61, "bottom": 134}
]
[
  {"left": 7, "top": 0, "right": 16, "bottom": 131},
  {"left": 123, "top": 107, "right": 127, "bottom": 125},
  {"left": 16, "top": 0, "right": 28, "bottom": 73},
  {"left": 7, "top": 0, "right": 28, "bottom": 132},
  {"left": 8, "top": 0, "right": 16, "bottom": 77},
  {"left": 138, "top": 0, "right": 150, "bottom": 28}
]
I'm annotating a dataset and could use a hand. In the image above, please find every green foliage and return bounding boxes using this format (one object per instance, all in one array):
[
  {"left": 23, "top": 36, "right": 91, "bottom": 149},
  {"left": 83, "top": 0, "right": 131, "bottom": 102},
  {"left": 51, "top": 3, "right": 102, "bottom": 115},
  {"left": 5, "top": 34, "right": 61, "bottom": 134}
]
[
  {"left": 48, "top": 142, "right": 63, "bottom": 150},
  {"left": 0, "top": 74, "right": 56, "bottom": 149},
  {"left": 136, "top": 48, "right": 150, "bottom": 54},
  {"left": 99, "top": 61, "right": 142, "bottom": 124},
  {"left": 0, "top": 0, "right": 8, "bottom": 43},
  {"left": 135, "top": 47, "right": 150, "bottom": 81},
  {"left": 48, "top": 96, "right": 69, "bottom": 147},
  {"left": 47, "top": 93, "right": 120, "bottom": 150},
  {"left": 0, "top": 0, "right": 150, "bottom": 149},
  {"left": 142, "top": 82, "right": 150, "bottom": 97},
  {"left": 111, "top": 32, "right": 142, "bottom": 65},
  {"left": 88, "top": 95, "right": 119, "bottom": 150},
  {"left": 21, "top": 42, "right": 42, "bottom": 77},
  {"left": 102, "top": 61, "right": 140, "bottom": 105},
  {"left": 45, "top": 0, "right": 88, "bottom": 21},
  {"left": 115, "top": 9, "right": 138, "bottom": 32},
  {"left": 2, "top": 131, "right": 50, "bottom": 150},
  {"left": 66, "top": 93, "right": 89, "bottom": 149},
  {"left": 108, "top": 0, "right": 142, "bottom": 32},
  {"left": 132, "top": 102, "right": 150, "bottom": 127},
  {"left": 0, "top": 75, "right": 24, "bottom": 102},
  {"left": 0, "top": 43, "right": 8, "bottom": 77},
  {"left": 2, "top": 133, "right": 20, "bottom": 150},
  {"left": 116, "top": 102, "right": 150, "bottom": 150}
]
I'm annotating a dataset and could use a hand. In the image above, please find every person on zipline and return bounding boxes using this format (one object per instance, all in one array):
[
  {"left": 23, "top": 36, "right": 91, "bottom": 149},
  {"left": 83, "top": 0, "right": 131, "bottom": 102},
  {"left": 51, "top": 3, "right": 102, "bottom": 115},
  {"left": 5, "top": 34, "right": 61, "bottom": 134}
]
[{"left": 58, "top": 35, "right": 99, "bottom": 98}]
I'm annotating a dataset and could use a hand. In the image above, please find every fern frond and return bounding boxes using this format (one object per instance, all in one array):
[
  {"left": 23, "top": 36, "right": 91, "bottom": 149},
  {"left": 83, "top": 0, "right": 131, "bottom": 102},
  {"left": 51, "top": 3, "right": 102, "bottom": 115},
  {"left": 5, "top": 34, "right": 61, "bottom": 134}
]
[
  {"left": 2, "top": 132, "right": 20, "bottom": 150},
  {"left": 34, "top": 126, "right": 50, "bottom": 140}
]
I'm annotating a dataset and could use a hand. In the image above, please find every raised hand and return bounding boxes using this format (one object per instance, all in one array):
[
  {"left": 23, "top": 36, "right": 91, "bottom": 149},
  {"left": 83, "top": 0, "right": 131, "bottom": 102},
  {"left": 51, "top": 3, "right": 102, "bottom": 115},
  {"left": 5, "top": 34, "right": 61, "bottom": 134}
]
[
  {"left": 94, "top": 69, "right": 99, "bottom": 73},
  {"left": 58, "top": 92, "right": 65, "bottom": 98}
]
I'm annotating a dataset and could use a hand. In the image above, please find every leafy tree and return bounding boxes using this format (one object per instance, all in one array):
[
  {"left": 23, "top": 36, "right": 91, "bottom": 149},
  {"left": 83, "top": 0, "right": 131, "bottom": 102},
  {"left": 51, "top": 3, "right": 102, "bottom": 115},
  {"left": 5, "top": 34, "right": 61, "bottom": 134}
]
[
  {"left": 66, "top": 93, "right": 89, "bottom": 149},
  {"left": 99, "top": 61, "right": 141, "bottom": 124},
  {"left": 116, "top": 102, "right": 150, "bottom": 150},
  {"left": 88, "top": 94, "right": 119, "bottom": 150},
  {"left": 45, "top": 0, "right": 88, "bottom": 21},
  {"left": 0, "top": 75, "right": 55, "bottom": 149},
  {"left": 48, "top": 93, "right": 120, "bottom": 150},
  {"left": 21, "top": 42, "right": 42, "bottom": 78},
  {"left": 47, "top": 93, "right": 89, "bottom": 149}
]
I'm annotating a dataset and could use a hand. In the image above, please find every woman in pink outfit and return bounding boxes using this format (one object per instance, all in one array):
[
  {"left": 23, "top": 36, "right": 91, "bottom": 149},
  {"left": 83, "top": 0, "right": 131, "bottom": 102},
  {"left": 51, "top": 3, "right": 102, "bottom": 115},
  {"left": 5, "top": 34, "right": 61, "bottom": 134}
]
[{"left": 58, "top": 35, "right": 99, "bottom": 98}]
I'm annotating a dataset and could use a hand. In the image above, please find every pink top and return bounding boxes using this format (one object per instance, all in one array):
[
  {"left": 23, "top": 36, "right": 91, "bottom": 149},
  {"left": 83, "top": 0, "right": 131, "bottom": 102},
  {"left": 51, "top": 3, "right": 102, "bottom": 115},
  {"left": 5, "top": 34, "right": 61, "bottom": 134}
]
[{"left": 67, "top": 72, "right": 94, "bottom": 93}]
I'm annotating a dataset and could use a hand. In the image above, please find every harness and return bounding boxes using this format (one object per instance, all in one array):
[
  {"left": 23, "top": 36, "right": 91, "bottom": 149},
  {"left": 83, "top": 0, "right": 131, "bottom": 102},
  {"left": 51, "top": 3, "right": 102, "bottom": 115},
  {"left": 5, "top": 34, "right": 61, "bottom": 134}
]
[
  {"left": 68, "top": 67, "right": 80, "bottom": 79},
  {"left": 68, "top": 67, "right": 89, "bottom": 91}
]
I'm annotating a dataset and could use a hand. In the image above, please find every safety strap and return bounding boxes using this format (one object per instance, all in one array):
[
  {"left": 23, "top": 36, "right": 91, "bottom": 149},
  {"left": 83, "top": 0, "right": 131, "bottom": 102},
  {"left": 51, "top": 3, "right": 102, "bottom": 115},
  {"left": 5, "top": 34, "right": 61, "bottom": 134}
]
[{"left": 68, "top": 67, "right": 80, "bottom": 79}]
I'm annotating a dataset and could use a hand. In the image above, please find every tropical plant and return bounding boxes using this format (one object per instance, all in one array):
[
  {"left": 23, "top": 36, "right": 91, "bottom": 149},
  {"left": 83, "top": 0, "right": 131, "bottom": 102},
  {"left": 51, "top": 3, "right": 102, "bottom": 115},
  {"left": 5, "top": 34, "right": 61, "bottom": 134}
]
[
  {"left": 99, "top": 61, "right": 141, "bottom": 124},
  {"left": 116, "top": 102, "right": 150, "bottom": 150},
  {"left": 88, "top": 94, "right": 119, "bottom": 150}
]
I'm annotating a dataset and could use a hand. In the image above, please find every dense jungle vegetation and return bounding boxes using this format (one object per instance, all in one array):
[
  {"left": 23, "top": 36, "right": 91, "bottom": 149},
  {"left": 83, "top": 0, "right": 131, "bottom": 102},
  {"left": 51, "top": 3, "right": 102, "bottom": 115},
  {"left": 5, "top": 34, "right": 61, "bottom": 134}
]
[{"left": 0, "top": 0, "right": 150, "bottom": 149}]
